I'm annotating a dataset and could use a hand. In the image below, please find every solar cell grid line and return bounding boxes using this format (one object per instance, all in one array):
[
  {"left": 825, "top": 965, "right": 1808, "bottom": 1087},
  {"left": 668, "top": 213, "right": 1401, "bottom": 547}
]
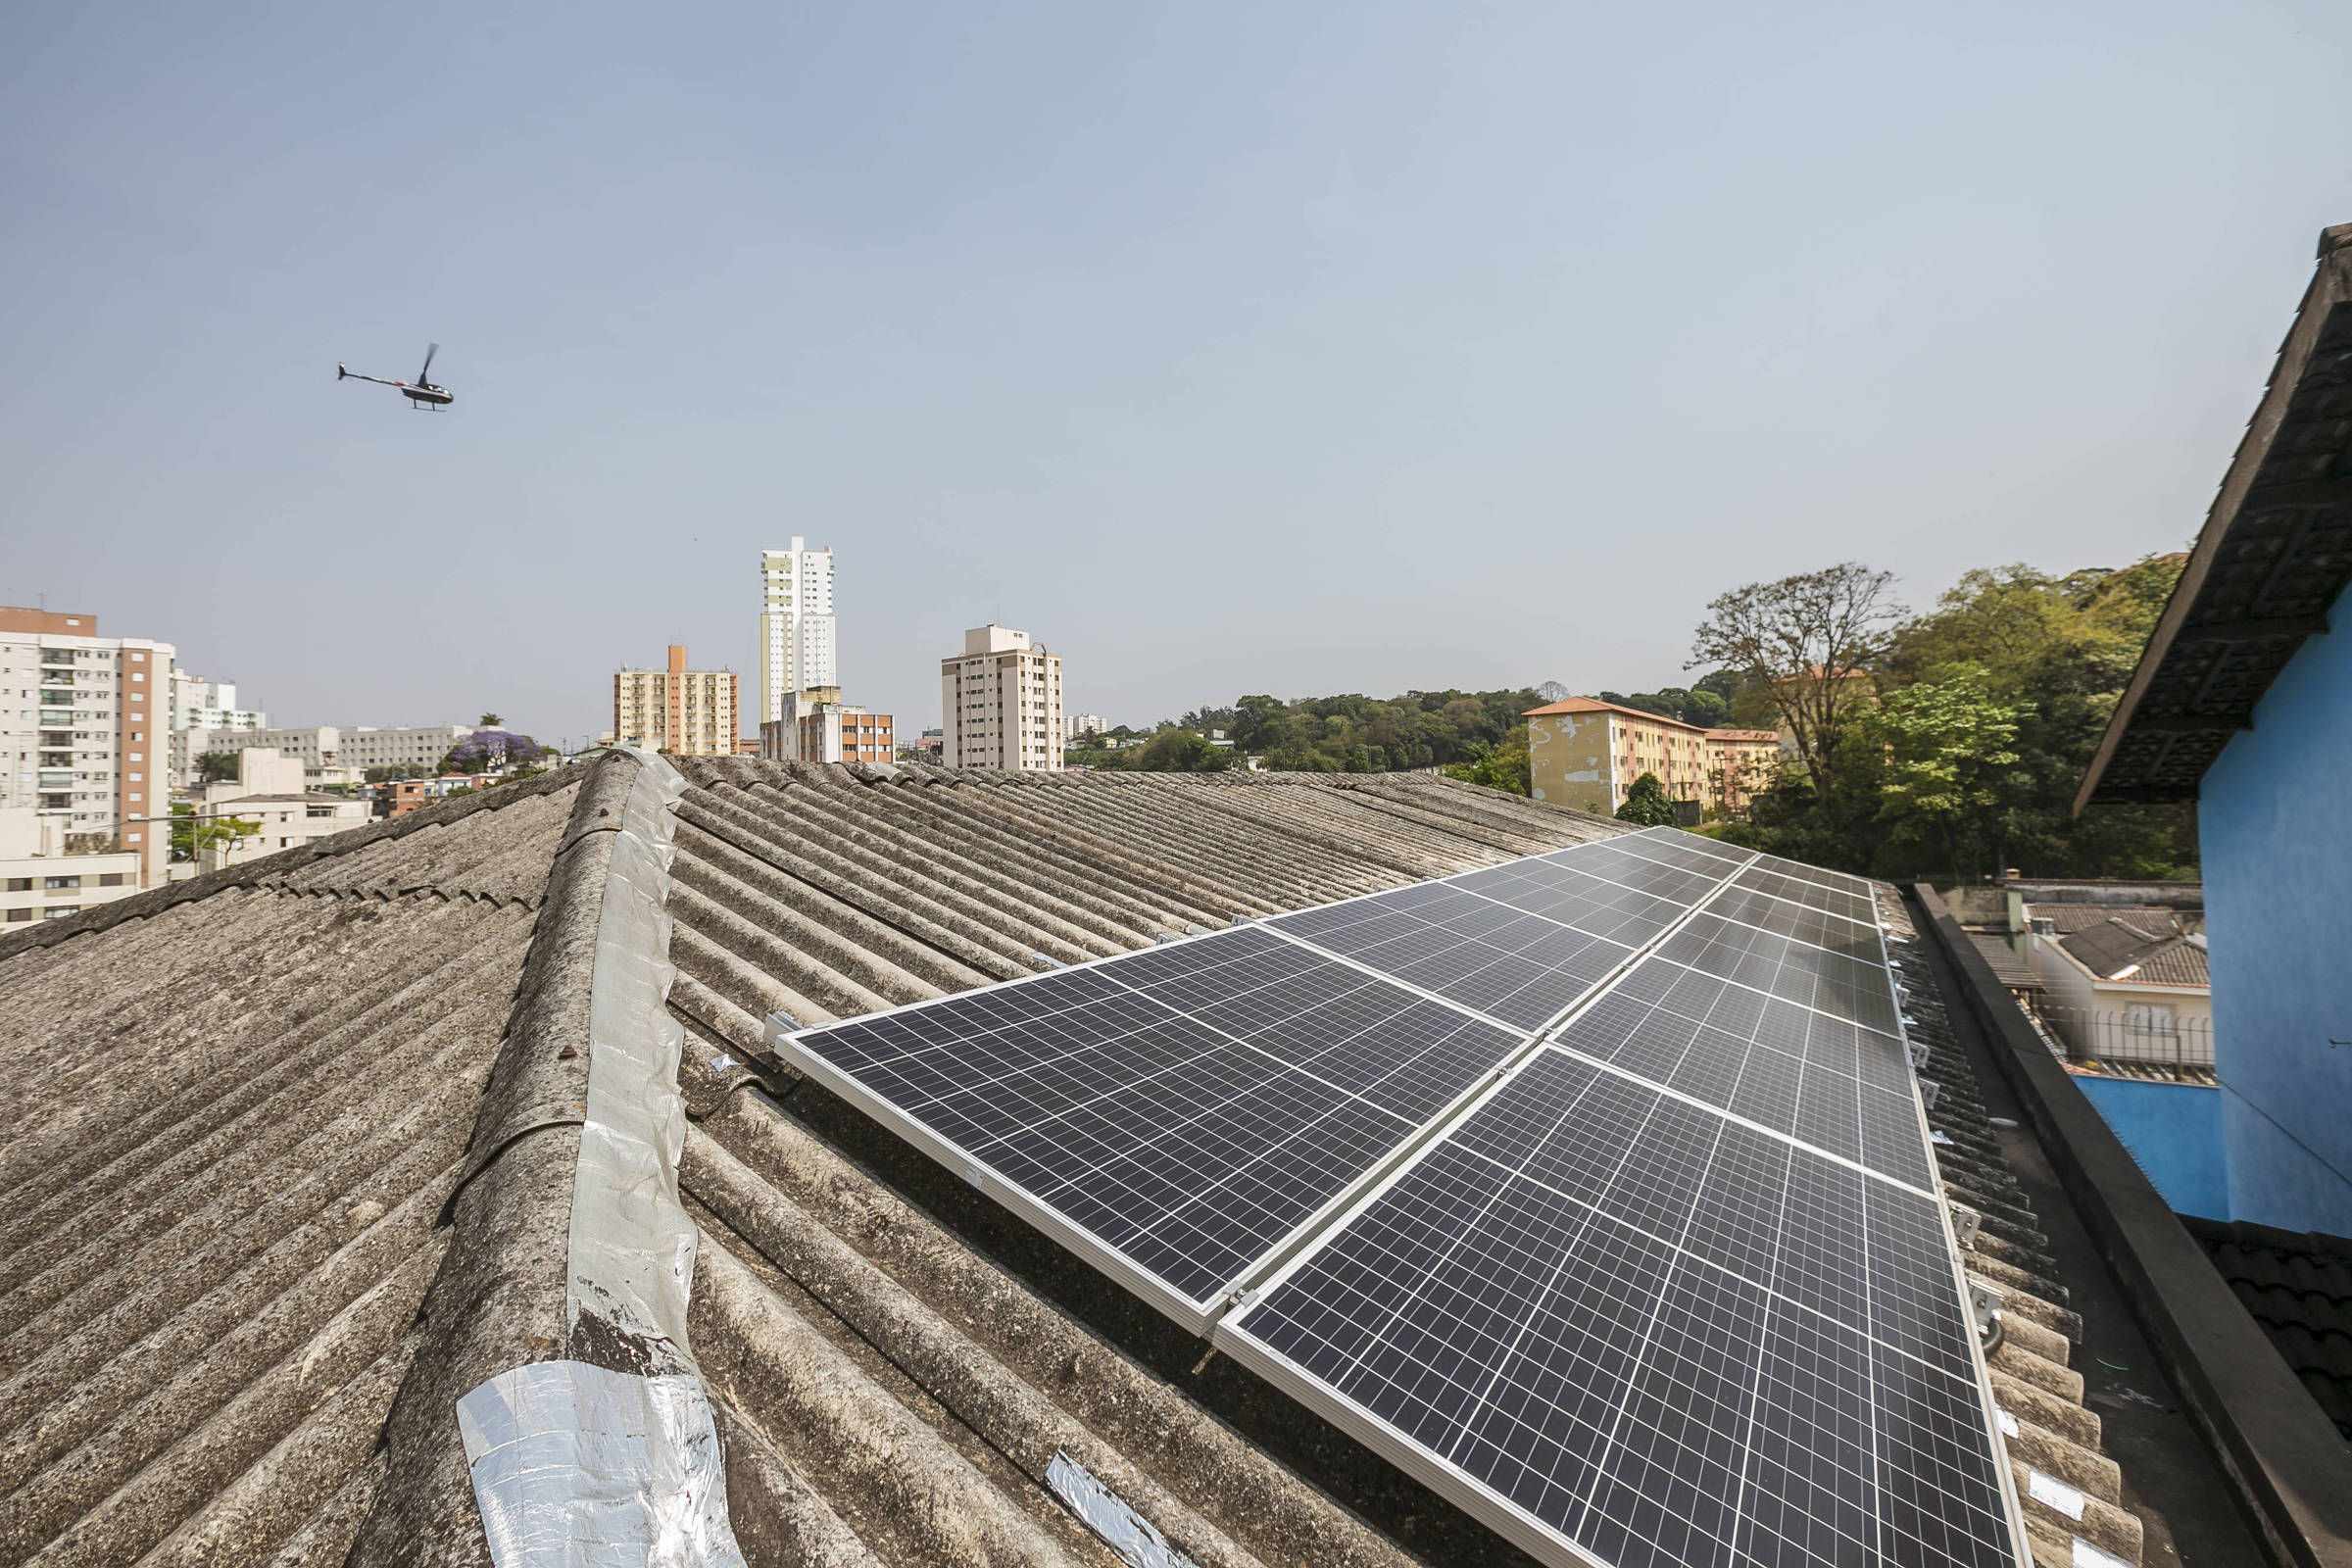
[
  {"left": 1734, "top": 861, "right": 1883, "bottom": 923},
  {"left": 1218, "top": 1047, "right": 2027, "bottom": 1568},
  {"left": 1536, "top": 843, "right": 1731, "bottom": 906},
  {"left": 776, "top": 921, "right": 1529, "bottom": 1332},
  {"left": 1544, "top": 968, "right": 1933, "bottom": 1191},
  {"left": 1448, "top": 859, "right": 1693, "bottom": 949},
  {"left": 1702, "top": 882, "right": 1884, "bottom": 961},
  {"left": 1747, "top": 848, "right": 1876, "bottom": 895},
  {"left": 1265, "top": 891, "right": 1642, "bottom": 1034},
  {"left": 1613, "top": 825, "right": 1760, "bottom": 872},
  {"left": 1651, "top": 912, "right": 1904, "bottom": 1037}
]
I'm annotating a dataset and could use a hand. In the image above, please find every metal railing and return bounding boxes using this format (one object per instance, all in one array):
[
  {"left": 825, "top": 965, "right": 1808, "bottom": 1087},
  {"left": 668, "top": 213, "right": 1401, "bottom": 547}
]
[{"left": 2026, "top": 1003, "right": 2214, "bottom": 1070}]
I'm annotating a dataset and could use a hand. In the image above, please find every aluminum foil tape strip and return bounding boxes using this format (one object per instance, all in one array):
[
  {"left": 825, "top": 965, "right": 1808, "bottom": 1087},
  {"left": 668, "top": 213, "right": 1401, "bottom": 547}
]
[
  {"left": 568, "top": 749, "right": 696, "bottom": 1373},
  {"left": 461, "top": 750, "right": 746, "bottom": 1568},
  {"left": 458, "top": 1361, "right": 739, "bottom": 1568},
  {"left": 1047, "top": 1451, "right": 1199, "bottom": 1568}
]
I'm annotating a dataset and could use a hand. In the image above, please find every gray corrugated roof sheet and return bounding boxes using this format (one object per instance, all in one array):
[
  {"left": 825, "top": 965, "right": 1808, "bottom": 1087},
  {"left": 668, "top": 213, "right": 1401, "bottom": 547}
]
[{"left": 0, "top": 757, "right": 2165, "bottom": 1566}]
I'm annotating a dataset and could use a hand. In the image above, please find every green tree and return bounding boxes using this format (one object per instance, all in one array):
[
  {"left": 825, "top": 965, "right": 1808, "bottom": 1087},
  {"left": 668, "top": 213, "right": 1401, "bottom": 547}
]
[
  {"left": 1443, "top": 724, "right": 1532, "bottom": 795},
  {"left": 1230, "top": 694, "right": 1289, "bottom": 752},
  {"left": 1615, "top": 772, "right": 1679, "bottom": 826},
  {"left": 1701, "top": 555, "right": 2194, "bottom": 878},
  {"left": 478, "top": 712, "right": 503, "bottom": 727},
  {"left": 194, "top": 751, "right": 241, "bottom": 784},
  {"left": 1866, "top": 664, "right": 2023, "bottom": 877},
  {"left": 1689, "top": 563, "right": 1906, "bottom": 793},
  {"left": 169, "top": 803, "right": 261, "bottom": 862},
  {"left": 1129, "top": 727, "right": 1232, "bottom": 772}
]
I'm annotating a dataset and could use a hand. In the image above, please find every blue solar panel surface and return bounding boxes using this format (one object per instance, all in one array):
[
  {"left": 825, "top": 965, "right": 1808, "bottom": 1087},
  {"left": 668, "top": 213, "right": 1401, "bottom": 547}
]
[{"left": 778, "top": 823, "right": 2019, "bottom": 1568}]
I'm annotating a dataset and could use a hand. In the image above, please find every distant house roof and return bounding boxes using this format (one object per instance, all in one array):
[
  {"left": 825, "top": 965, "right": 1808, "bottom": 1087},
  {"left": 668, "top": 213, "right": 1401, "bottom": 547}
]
[
  {"left": 0, "top": 758, "right": 2186, "bottom": 1565},
  {"left": 2029, "top": 904, "right": 2203, "bottom": 939},
  {"left": 2055, "top": 913, "right": 2212, "bottom": 988},
  {"left": 2180, "top": 1216, "right": 2352, "bottom": 1438},
  {"left": 2080, "top": 224, "right": 2352, "bottom": 809}
]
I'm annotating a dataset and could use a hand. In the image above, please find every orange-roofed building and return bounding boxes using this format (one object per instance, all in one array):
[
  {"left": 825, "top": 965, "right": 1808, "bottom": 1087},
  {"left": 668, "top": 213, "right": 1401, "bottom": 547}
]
[{"left": 1523, "top": 699, "right": 1787, "bottom": 816}]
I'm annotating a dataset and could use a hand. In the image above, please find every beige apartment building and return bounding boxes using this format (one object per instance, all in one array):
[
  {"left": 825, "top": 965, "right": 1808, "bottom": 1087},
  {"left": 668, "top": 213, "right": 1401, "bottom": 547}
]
[
  {"left": 1524, "top": 698, "right": 1786, "bottom": 816},
  {"left": 0, "top": 607, "right": 174, "bottom": 887},
  {"left": 613, "top": 645, "right": 740, "bottom": 756},
  {"left": 1705, "top": 727, "right": 1784, "bottom": 812},
  {"left": 941, "top": 625, "right": 1062, "bottom": 771}
]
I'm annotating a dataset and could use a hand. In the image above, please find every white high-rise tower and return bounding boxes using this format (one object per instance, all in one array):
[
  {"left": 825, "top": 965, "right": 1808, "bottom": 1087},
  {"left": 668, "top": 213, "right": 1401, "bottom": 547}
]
[{"left": 760, "top": 539, "right": 837, "bottom": 723}]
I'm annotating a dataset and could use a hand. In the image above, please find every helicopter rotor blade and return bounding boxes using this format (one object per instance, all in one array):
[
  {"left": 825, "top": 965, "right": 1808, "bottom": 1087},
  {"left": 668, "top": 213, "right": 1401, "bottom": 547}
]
[{"left": 418, "top": 342, "right": 439, "bottom": 384}]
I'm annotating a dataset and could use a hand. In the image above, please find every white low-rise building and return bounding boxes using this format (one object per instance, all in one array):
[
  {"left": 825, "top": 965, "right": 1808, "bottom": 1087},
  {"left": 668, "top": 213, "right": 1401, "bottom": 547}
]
[
  {"left": 216, "top": 724, "right": 478, "bottom": 773},
  {"left": 194, "top": 749, "right": 372, "bottom": 872},
  {"left": 0, "top": 806, "right": 142, "bottom": 927}
]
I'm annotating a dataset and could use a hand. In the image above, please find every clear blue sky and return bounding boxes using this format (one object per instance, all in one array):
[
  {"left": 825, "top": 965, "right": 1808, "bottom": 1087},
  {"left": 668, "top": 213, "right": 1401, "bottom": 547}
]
[{"left": 5, "top": 3, "right": 2348, "bottom": 747}]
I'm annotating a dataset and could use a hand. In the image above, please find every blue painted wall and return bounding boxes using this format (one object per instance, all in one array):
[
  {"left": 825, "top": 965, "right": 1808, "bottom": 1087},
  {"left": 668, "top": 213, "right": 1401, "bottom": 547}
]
[
  {"left": 2074, "top": 1076, "right": 2229, "bottom": 1219},
  {"left": 2198, "top": 579, "right": 2352, "bottom": 1234}
]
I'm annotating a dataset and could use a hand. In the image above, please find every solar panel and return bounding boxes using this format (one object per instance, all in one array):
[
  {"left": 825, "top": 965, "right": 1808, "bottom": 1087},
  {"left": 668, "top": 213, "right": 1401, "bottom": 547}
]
[
  {"left": 1552, "top": 960, "right": 1932, "bottom": 1188},
  {"left": 1220, "top": 1049, "right": 2016, "bottom": 1568},
  {"left": 776, "top": 826, "right": 2021, "bottom": 1568},
  {"left": 780, "top": 923, "right": 1524, "bottom": 1328}
]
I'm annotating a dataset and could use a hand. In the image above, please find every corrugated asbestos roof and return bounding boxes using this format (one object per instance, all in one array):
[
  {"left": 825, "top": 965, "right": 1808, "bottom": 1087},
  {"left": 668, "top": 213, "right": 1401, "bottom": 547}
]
[
  {"left": 0, "top": 771, "right": 575, "bottom": 1567},
  {"left": 2054, "top": 919, "right": 2211, "bottom": 988},
  {"left": 0, "top": 756, "right": 2168, "bottom": 1566}
]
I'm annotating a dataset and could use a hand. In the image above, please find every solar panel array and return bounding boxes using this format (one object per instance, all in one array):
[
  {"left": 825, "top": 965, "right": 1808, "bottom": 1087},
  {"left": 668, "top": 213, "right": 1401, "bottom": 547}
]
[{"left": 772, "top": 826, "right": 2025, "bottom": 1568}]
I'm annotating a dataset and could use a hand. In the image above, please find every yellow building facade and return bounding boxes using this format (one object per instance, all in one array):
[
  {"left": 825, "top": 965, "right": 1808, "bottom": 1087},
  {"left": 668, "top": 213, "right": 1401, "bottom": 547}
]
[{"left": 1524, "top": 699, "right": 1785, "bottom": 816}]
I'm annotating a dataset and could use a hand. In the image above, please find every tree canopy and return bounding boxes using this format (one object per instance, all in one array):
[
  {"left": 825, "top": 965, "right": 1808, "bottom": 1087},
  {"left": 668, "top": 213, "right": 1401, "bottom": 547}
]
[
  {"left": 1077, "top": 687, "right": 1542, "bottom": 777},
  {"left": 1705, "top": 556, "right": 2192, "bottom": 880},
  {"left": 1614, "top": 772, "right": 1679, "bottom": 827},
  {"left": 438, "top": 729, "right": 546, "bottom": 775}
]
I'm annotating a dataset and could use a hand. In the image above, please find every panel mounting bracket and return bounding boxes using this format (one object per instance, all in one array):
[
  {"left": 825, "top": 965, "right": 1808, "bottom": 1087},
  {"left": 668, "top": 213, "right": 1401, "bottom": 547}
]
[{"left": 1965, "top": 1275, "right": 2007, "bottom": 1336}]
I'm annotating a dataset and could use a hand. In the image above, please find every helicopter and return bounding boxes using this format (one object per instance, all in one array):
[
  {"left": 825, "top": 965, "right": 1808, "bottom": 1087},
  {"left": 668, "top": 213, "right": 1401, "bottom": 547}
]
[{"left": 338, "top": 343, "right": 454, "bottom": 410}]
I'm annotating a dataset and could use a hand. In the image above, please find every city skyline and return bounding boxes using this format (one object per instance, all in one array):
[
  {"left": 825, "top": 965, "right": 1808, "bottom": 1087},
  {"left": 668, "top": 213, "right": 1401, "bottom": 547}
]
[{"left": 11, "top": 8, "right": 2350, "bottom": 746}]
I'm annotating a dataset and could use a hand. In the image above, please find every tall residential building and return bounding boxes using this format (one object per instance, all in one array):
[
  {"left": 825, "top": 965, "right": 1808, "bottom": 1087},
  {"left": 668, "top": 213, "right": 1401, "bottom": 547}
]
[
  {"left": 941, "top": 625, "right": 1063, "bottom": 772},
  {"left": 613, "top": 645, "right": 739, "bottom": 756},
  {"left": 0, "top": 608, "right": 173, "bottom": 887},
  {"left": 1061, "top": 712, "right": 1107, "bottom": 746},
  {"left": 760, "top": 540, "right": 836, "bottom": 726}
]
